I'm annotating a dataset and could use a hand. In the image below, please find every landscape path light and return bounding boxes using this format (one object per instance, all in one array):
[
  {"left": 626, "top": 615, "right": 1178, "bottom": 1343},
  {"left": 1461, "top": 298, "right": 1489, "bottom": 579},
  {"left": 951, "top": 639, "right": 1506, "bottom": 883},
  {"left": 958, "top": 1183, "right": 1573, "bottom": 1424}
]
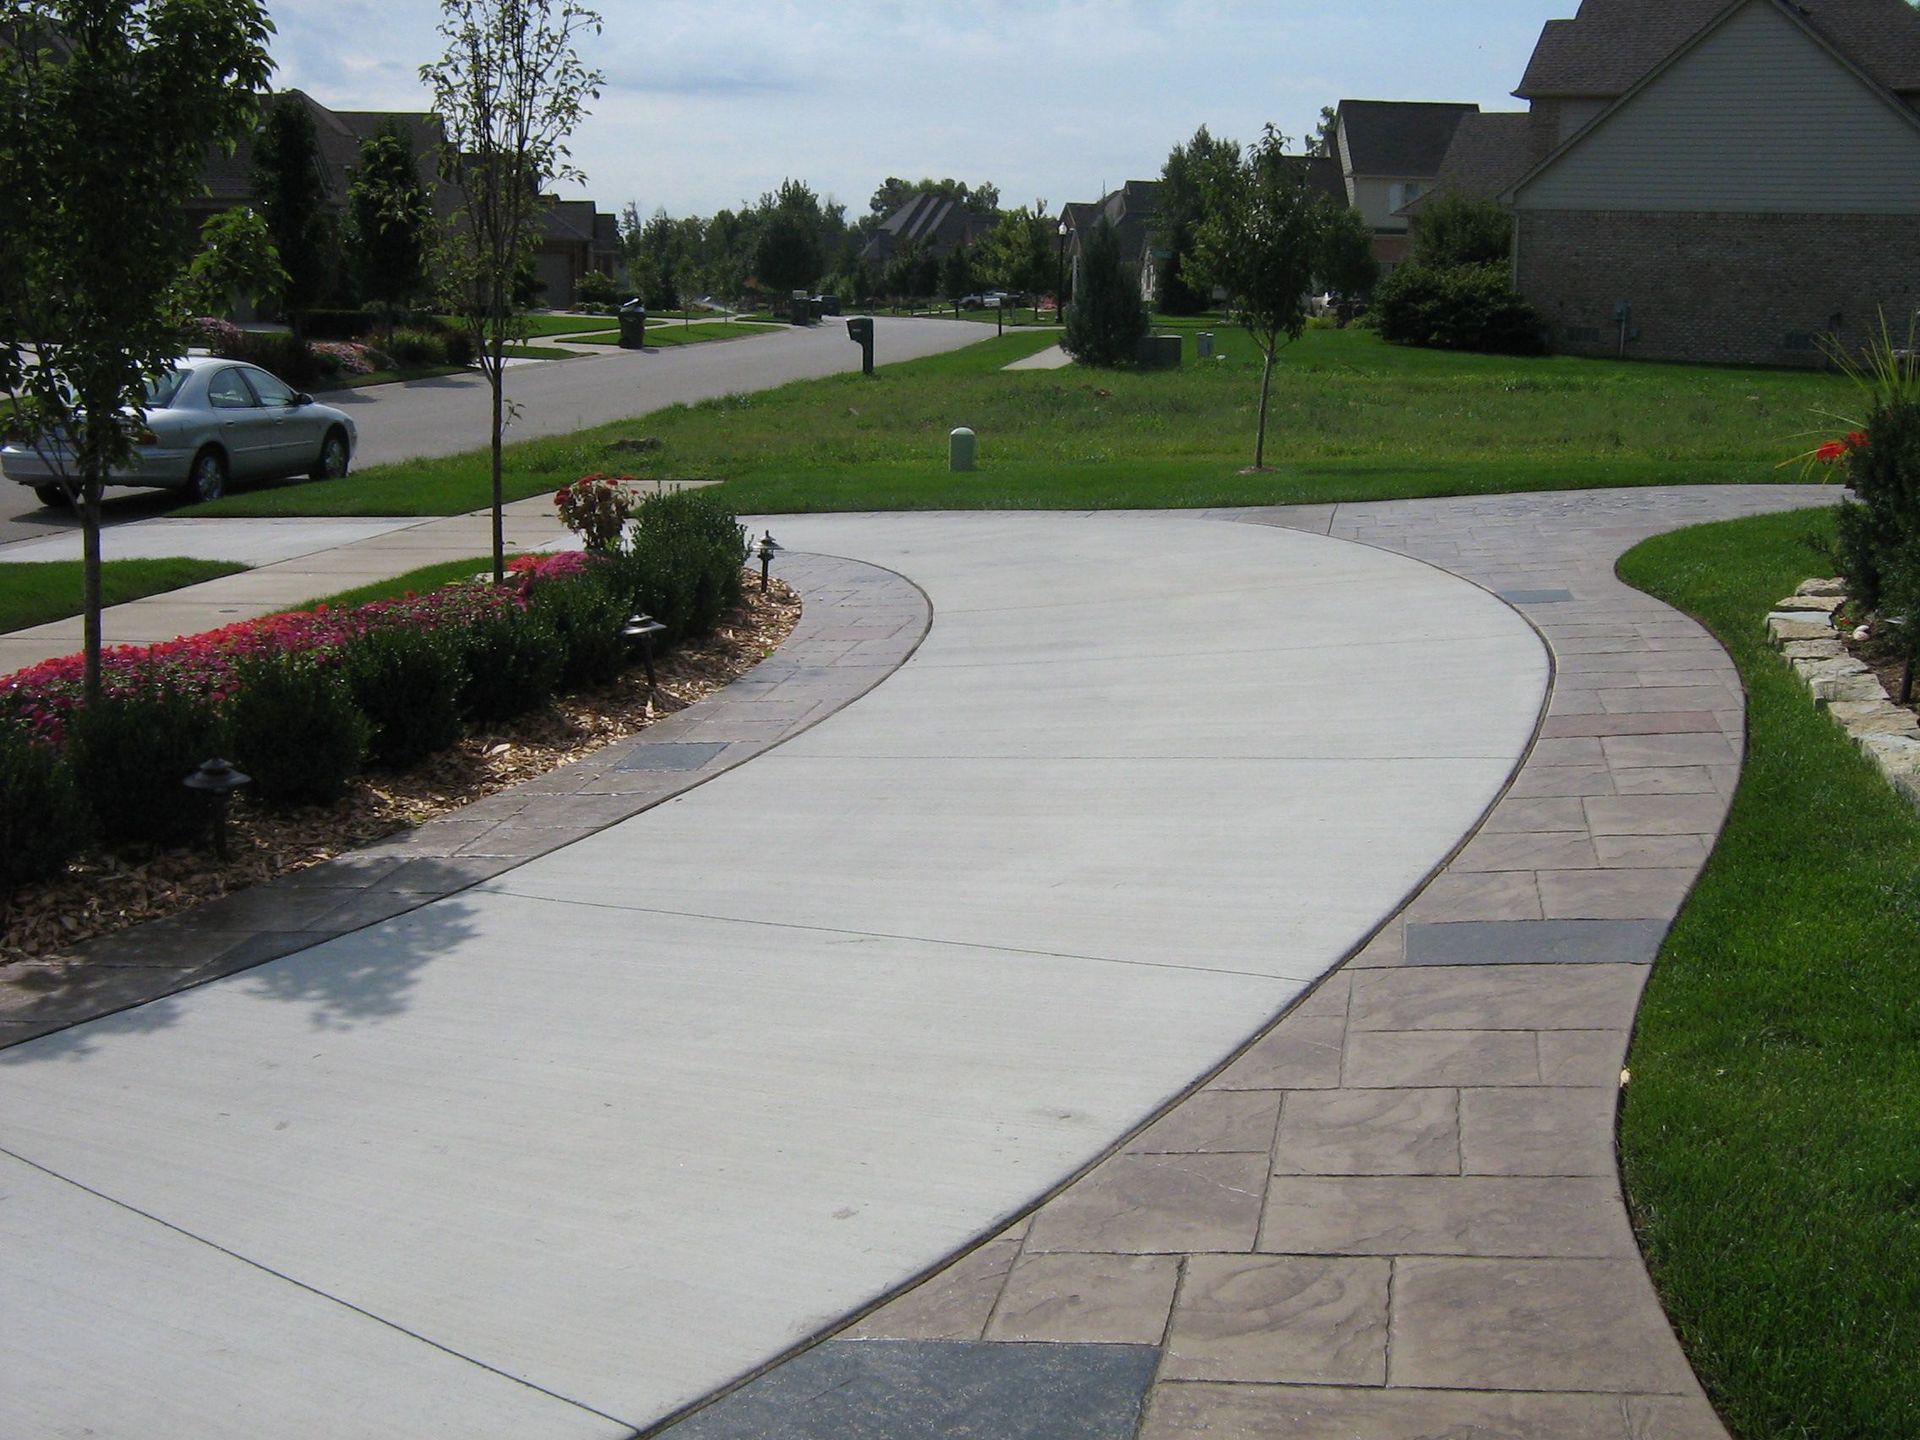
[
  {"left": 755, "top": 530, "right": 782, "bottom": 592},
  {"left": 183, "top": 757, "right": 250, "bottom": 862},
  {"left": 623, "top": 612, "right": 668, "bottom": 689}
]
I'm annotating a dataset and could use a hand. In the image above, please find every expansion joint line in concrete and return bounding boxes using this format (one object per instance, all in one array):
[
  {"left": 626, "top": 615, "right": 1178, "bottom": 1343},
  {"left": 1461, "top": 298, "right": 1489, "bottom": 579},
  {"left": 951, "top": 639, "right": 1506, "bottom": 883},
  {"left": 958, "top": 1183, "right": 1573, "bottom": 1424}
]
[{"left": 0, "top": 1143, "right": 641, "bottom": 1433}]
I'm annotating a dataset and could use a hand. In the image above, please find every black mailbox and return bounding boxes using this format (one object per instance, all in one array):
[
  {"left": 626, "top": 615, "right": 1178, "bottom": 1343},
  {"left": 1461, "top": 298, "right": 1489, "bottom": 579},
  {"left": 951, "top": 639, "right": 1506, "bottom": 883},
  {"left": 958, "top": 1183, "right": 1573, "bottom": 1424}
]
[
  {"left": 846, "top": 316, "right": 874, "bottom": 375},
  {"left": 617, "top": 299, "right": 647, "bottom": 349}
]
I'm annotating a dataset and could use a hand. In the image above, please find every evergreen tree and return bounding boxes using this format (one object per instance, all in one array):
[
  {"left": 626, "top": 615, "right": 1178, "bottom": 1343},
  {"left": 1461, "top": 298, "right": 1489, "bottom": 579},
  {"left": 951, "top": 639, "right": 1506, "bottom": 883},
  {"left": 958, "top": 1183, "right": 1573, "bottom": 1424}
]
[
  {"left": 348, "top": 118, "right": 433, "bottom": 326},
  {"left": 1062, "top": 218, "right": 1146, "bottom": 367},
  {"left": 253, "top": 94, "right": 336, "bottom": 329},
  {"left": 941, "top": 243, "right": 974, "bottom": 302}
]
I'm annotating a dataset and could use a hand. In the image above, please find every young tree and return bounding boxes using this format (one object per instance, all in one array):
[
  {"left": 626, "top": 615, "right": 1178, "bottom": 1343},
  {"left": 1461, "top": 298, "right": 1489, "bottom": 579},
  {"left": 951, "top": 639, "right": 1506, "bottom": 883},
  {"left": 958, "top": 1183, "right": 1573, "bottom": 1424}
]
[
  {"left": 1410, "top": 190, "right": 1513, "bottom": 269},
  {"left": 753, "top": 179, "right": 825, "bottom": 295},
  {"left": 1192, "top": 126, "right": 1324, "bottom": 470},
  {"left": 182, "top": 206, "right": 287, "bottom": 319},
  {"left": 0, "top": 0, "right": 273, "bottom": 700},
  {"left": 976, "top": 202, "right": 1052, "bottom": 319},
  {"left": 1305, "top": 104, "right": 1338, "bottom": 158},
  {"left": 1154, "top": 125, "right": 1240, "bottom": 315},
  {"left": 253, "top": 93, "right": 337, "bottom": 330},
  {"left": 422, "top": 0, "right": 602, "bottom": 585},
  {"left": 941, "top": 242, "right": 974, "bottom": 304},
  {"left": 348, "top": 117, "right": 434, "bottom": 331},
  {"left": 1316, "top": 204, "right": 1379, "bottom": 322},
  {"left": 1061, "top": 218, "right": 1146, "bottom": 367}
]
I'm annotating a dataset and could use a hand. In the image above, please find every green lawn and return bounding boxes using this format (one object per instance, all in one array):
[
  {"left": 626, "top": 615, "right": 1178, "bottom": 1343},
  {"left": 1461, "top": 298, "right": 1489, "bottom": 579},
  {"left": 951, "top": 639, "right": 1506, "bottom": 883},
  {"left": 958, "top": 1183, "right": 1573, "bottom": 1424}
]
[
  {"left": 515, "top": 313, "right": 620, "bottom": 338},
  {"left": 191, "top": 327, "right": 1843, "bottom": 519},
  {"left": 0, "top": 557, "right": 247, "bottom": 633},
  {"left": 1617, "top": 507, "right": 1920, "bottom": 1440},
  {"left": 570, "top": 321, "right": 780, "bottom": 349},
  {"left": 295, "top": 556, "right": 492, "bottom": 611}
]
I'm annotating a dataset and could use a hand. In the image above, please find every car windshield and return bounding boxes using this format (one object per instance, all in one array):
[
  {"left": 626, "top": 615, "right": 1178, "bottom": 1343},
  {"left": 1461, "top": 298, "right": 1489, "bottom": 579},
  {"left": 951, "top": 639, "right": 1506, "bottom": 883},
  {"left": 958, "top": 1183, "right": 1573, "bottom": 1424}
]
[{"left": 144, "top": 370, "right": 186, "bottom": 409}]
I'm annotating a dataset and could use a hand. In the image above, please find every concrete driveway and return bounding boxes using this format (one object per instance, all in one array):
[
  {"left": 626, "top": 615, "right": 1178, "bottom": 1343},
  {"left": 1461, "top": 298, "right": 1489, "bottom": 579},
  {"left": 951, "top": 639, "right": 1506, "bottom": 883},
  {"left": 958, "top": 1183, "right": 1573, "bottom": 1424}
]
[{"left": 0, "top": 511, "right": 1546, "bottom": 1438}]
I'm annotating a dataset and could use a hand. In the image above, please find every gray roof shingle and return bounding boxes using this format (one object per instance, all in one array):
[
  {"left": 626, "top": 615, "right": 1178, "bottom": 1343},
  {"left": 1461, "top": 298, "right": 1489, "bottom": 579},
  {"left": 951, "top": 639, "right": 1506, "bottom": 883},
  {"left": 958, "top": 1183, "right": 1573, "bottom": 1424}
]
[
  {"left": 1336, "top": 100, "right": 1479, "bottom": 176},
  {"left": 1517, "top": 0, "right": 1920, "bottom": 98}
]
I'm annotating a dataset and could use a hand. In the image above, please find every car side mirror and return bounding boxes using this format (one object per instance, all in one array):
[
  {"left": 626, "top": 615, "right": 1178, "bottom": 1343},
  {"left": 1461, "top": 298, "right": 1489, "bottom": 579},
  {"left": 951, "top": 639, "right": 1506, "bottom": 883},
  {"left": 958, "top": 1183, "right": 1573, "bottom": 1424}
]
[{"left": 292, "top": 392, "right": 312, "bottom": 407}]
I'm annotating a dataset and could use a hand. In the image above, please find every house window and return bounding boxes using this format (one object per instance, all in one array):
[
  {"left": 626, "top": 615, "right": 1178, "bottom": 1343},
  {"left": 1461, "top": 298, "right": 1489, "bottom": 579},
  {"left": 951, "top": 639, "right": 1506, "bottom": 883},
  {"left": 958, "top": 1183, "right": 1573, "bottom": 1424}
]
[{"left": 1389, "top": 181, "right": 1423, "bottom": 211}]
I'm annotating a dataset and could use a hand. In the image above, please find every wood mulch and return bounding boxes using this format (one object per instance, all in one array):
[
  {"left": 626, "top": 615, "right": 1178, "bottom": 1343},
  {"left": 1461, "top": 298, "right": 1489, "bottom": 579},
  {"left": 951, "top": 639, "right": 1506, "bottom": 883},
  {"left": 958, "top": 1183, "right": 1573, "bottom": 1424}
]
[{"left": 0, "top": 577, "right": 801, "bottom": 966}]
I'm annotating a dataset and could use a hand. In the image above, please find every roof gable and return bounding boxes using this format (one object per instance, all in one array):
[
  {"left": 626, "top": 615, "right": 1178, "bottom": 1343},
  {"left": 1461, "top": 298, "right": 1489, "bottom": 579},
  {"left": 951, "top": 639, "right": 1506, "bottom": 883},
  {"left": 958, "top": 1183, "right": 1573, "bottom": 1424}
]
[
  {"left": 1509, "top": 0, "right": 1920, "bottom": 212},
  {"left": 1517, "top": 0, "right": 1920, "bottom": 98},
  {"left": 1335, "top": 100, "right": 1479, "bottom": 176}
]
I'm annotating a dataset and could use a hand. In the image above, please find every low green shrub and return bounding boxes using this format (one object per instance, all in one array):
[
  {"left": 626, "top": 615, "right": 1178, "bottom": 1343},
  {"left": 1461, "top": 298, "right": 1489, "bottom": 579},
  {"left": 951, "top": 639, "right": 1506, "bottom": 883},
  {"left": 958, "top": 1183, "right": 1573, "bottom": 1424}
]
[
  {"left": 384, "top": 326, "right": 456, "bottom": 369},
  {"left": 0, "top": 723, "right": 90, "bottom": 888},
  {"left": 530, "top": 570, "right": 630, "bottom": 690},
  {"left": 1835, "top": 397, "right": 1920, "bottom": 611},
  {"left": 458, "top": 605, "right": 564, "bottom": 722},
  {"left": 206, "top": 328, "right": 325, "bottom": 387},
  {"left": 342, "top": 626, "right": 466, "bottom": 767},
  {"left": 66, "top": 683, "right": 226, "bottom": 847},
  {"left": 1374, "top": 263, "right": 1544, "bottom": 355},
  {"left": 225, "top": 654, "right": 369, "bottom": 806},
  {"left": 616, "top": 490, "right": 747, "bottom": 643}
]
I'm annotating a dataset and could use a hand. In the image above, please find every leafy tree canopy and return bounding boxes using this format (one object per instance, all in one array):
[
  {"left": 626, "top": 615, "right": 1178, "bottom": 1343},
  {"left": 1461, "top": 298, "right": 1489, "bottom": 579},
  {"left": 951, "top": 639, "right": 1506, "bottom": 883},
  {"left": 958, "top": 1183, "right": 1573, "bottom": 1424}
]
[
  {"left": 1411, "top": 190, "right": 1512, "bottom": 270},
  {"left": 867, "top": 176, "right": 1000, "bottom": 220},
  {"left": 253, "top": 93, "right": 336, "bottom": 322},
  {"left": 348, "top": 117, "right": 434, "bottom": 316}
]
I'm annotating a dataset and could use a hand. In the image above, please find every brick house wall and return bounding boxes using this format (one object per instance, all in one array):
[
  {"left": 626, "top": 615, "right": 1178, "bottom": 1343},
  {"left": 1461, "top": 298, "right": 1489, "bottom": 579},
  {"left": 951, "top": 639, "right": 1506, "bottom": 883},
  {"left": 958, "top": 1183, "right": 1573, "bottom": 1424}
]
[{"left": 1515, "top": 210, "right": 1920, "bottom": 367}]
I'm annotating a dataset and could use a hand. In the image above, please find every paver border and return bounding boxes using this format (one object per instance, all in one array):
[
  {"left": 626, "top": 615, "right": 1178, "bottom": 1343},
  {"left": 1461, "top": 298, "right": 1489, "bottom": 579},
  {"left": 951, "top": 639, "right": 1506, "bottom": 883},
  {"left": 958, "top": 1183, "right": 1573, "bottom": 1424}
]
[
  {"left": 660, "top": 487, "right": 1833, "bottom": 1440},
  {"left": 0, "top": 552, "right": 932, "bottom": 1051}
]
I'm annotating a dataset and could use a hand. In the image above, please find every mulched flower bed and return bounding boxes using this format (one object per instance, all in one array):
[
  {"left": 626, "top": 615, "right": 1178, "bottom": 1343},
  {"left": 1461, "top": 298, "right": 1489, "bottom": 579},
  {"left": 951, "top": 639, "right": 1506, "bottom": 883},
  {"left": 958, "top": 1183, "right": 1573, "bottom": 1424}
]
[{"left": 0, "top": 578, "right": 800, "bottom": 965}]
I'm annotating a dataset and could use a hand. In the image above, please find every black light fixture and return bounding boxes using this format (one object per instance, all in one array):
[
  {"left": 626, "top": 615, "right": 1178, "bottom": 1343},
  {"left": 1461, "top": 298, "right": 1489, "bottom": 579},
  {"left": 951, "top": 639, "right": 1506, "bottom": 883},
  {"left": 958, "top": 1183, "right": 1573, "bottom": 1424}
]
[
  {"left": 184, "top": 757, "right": 251, "bottom": 861},
  {"left": 1056, "top": 219, "right": 1069, "bottom": 324},
  {"left": 755, "top": 530, "right": 782, "bottom": 593},
  {"left": 623, "top": 612, "right": 667, "bottom": 688}
]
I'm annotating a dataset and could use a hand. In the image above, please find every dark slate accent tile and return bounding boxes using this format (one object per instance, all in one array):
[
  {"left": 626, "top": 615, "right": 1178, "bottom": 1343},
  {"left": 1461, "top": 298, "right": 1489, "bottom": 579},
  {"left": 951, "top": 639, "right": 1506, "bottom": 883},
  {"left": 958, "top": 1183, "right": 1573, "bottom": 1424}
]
[
  {"left": 618, "top": 740, "right": 732, "bottom": 772},
  {"left": 1404, "top": 920, "right": 1669, "bottom": 968},
  {"left": 660, "top": 1340, "right": 1160, "bottom": 1440},
  {"left": 1497, "top": 589, "right": 1575, "bottom": 604}
]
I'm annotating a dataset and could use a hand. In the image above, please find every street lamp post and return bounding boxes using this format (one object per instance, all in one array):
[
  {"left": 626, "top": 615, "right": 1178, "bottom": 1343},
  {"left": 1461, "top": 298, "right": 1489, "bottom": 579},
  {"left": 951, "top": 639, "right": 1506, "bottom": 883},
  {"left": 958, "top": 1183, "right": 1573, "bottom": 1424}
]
[{"left": 1056, "top": 220, "right": 1069, "bottom": 326}]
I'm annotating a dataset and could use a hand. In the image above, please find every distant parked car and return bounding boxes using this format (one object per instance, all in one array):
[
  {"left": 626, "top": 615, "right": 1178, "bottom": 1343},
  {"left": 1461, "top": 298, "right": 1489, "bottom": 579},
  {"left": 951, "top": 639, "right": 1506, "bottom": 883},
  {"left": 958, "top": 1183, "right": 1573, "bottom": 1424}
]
[{"left": 2, "top": 356, "right": 357, "bottom": 507}]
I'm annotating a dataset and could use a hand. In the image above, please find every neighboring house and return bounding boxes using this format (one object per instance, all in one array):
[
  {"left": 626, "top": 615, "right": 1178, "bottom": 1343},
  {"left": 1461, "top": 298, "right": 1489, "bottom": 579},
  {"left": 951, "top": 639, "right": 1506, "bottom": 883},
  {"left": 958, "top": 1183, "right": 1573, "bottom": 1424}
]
[
  {"left": 534, "top": 197, "right": 621, "bottom": 308},
  {"left": 192, "top": 91, "right": 455, "bottom": 243},
  {"left": 1329, "top": 99, "right": 1479, "bottom": 272},
  {"left": 859, "top": 191, "right": 999, "bottom": 266},
  {"left": 1426, "top": 0, "right": 1920, "bottom": 366},
  {"left": 195, "top": 89, "right": 622, "bottom": 311},
  {"left": 1060, "top": 181, "right": 1160, "bottom": 302}
]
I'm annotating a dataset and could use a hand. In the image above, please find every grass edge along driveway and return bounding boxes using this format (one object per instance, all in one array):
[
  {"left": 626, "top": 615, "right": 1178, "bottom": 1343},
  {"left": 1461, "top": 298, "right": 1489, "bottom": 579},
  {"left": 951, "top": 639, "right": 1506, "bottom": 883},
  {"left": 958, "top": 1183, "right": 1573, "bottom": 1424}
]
[
  {"left": 1616, "top": 506, "right": 1920, "bottom": 1440},
  {"left": 0, "top": 557, "right": 247, "bottom": 635},
  {"left": 189, "top": 327, "right": 1839, "bottom": 519}
]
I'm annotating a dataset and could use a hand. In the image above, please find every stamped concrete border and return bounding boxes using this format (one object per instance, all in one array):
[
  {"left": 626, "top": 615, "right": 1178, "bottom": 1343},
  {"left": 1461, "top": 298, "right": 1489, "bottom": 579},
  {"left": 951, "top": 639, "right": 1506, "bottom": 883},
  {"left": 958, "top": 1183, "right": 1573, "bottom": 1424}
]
[
  {"left": 733, "top": 487, "right": 1835, "bottom": 1440},
  {"left": 0, "top": 552, "right": 929, "bottom": 1051}
]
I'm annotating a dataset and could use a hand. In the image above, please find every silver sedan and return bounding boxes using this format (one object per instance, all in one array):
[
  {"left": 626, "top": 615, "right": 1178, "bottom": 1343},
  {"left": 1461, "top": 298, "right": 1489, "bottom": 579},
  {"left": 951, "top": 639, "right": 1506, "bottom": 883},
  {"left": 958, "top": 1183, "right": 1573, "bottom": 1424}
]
[{"left": 2, "top": 356, "right": 357, "bottom": 506}]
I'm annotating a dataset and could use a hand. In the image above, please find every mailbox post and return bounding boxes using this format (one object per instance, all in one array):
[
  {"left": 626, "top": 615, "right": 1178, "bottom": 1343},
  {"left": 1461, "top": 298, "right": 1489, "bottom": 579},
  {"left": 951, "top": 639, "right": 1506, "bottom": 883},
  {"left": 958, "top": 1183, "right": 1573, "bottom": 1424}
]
[{"left": 846, "top": 316, "right": 875, "bottom": 375}]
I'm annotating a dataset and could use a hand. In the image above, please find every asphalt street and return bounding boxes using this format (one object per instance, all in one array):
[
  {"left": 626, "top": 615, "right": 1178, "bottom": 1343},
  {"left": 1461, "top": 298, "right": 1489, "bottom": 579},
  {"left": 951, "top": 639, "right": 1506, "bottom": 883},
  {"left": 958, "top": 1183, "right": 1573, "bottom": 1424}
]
[{"left": 0, "top": 316, "right": 988, "bottom": 548}]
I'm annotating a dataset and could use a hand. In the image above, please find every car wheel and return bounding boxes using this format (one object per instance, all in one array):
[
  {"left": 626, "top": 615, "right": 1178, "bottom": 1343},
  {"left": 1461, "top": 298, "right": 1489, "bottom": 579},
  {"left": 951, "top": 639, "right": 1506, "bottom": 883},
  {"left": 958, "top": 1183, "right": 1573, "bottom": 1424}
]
[
  {"left": 310, "top": 428, "right": 350, "bottom": 481},
  {"left": 31, "top": 484, "right": 70, "bottom": 509},
  {"left": 189, "top": 448, "right": 226, "bottom": 503}
]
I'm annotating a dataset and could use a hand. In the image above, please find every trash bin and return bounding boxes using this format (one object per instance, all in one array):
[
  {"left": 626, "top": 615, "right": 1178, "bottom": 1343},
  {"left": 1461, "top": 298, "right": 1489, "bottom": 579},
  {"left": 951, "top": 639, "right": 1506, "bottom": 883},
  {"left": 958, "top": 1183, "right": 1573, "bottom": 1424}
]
[
  {"left": 1196, "top": 331, "right": 1214, "bottom": 359},
  {"left": 1135, "top": 334, "right": 1183, "bottom": 370},
  {"left": 617, "top": 299, "right": 647, "bottom": 349},
  {"left": 790, "top": 289, "right": 811, "bottom": 326}
]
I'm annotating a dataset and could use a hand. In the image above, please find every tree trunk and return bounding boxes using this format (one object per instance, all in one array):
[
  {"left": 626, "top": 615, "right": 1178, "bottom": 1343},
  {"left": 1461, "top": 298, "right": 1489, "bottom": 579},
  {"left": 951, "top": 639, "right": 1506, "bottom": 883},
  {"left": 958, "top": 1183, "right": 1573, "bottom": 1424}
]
[
  {"left": 489, "top": 338, "right": 505, "bottom": 585},
  {"left": 81, "top": 473, "right": 103, "bottom": 702},
  {"left": 1254, "top": 346, "right": 1275, "bottom": 470}
]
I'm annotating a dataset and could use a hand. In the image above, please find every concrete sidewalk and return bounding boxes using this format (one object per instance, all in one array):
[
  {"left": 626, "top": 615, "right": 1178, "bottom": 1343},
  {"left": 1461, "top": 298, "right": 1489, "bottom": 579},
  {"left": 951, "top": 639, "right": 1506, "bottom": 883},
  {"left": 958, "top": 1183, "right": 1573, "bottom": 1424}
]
[{"left": 0, "top": 510, "right": 1546, "bottom": 1437}]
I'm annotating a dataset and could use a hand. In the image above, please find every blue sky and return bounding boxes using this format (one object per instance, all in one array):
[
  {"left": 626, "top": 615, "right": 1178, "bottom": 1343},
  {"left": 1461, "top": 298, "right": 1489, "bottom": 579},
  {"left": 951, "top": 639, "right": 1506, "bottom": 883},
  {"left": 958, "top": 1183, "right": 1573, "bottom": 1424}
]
[{"left": 272, "top": 0, "right": 1576, "bottom": 219}]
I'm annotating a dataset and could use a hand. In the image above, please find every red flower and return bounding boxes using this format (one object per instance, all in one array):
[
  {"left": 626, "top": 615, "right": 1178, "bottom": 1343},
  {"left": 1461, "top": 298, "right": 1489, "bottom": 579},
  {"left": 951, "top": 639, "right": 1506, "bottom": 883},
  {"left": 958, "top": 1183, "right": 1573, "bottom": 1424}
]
[
  {"left": 1816, "top": 440, "right": 1847, "bottom": 463},
  {"left": 1846, "top": 430, "right": 1868, "bottom": 450}
]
